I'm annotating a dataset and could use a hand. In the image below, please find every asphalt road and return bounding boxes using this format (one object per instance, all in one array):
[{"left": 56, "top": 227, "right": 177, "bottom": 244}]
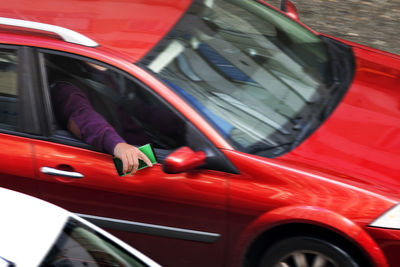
[{"left": 267, "top": 0, "right": 400, "bottom": 55}]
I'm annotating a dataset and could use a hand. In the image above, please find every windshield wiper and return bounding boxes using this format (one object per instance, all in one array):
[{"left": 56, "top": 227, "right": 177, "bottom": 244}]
[
  {"left": 290, "top": 115, "right": 319, "bottom": 150},
  {"left": 247, "top": 142, "right": 292, "bottom": 157},
  {"left": 326, "top": 46, "right": 341, "bottom": 84},
  {"left": 320, "top": 81, "right": 342, "bottom": 119}
]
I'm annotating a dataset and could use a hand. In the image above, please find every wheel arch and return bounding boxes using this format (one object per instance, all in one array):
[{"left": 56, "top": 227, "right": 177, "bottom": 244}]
[{"left": 230, "top": 205, "right": 388, "bottom": 267}]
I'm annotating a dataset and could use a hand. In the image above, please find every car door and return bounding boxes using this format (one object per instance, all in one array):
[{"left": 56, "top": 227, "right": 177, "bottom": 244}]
[
  {"left": 32, "top": 50, "right": 236, "bottom": 267},
  {"left": 0, "top": 46, "right": 39, "bottom": 198}
]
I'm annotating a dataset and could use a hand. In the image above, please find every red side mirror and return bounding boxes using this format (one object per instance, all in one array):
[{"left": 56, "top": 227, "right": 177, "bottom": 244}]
[
  {"left": 281, "top": 0, "right": 300, "bottom": 21},
  {"left": 163, "top": 147, "right": 206, "bottom": 174}
]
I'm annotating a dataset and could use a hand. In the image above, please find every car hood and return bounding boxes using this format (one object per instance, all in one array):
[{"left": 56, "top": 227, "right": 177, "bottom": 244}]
[{"left": 282, "top": 46, "right": 400, "bottom": 200}]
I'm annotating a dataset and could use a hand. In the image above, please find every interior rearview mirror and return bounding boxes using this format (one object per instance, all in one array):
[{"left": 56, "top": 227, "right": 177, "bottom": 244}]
[
  {"left": 163, "top": 147, "right": 206, "bottom": 174},
  {"left": 280, "top": 0, "right": 300, "bottom": 21}
]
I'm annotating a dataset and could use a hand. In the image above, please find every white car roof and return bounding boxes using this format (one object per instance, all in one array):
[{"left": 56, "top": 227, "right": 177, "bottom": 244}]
[{"left": 0, "top": 187, "right": 70, "bottom": 266}]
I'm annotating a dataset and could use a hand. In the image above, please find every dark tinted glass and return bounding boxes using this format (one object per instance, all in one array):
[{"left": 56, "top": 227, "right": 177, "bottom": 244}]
[
  {"left": 44, "top": 53, "right": 186, "bottom": 151},
  {"left": 0, "top": 49, "right": 18, "bottom": 130}
]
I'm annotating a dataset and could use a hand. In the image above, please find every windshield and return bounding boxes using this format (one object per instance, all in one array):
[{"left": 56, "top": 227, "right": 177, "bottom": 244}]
[{"left": 141, "top": 0, "right": 338, "bottom": 157}]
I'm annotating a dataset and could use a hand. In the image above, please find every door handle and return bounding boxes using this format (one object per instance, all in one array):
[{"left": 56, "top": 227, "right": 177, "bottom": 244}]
[{"left": 40, "top": 167, "right": 84, "bottom": 178}]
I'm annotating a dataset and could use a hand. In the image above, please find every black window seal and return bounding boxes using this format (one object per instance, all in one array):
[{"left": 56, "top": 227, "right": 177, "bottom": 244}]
[
  {"left": 18, "top": 46, "right": 44, "bottom": 135},
  {"left": 37, "top": 51, "right": 54, "bottom": 136}
]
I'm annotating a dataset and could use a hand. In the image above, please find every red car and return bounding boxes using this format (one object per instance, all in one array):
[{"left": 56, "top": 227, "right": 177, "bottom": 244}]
[{"left": 0, "top": 0, "right": 399, "bottom": 266}]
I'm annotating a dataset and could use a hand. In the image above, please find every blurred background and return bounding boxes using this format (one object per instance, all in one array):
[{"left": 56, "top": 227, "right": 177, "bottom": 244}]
[{"left": 267, "top": 0, "right": 400, "bottom": 55}]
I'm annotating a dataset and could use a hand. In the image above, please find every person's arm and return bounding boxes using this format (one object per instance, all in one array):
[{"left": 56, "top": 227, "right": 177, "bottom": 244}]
[
  {"left": 113, "top": 143, "right": 152, "bottom": 174},
  {"left": 52, "top": 82, "right": 152, "bottom": 174}
]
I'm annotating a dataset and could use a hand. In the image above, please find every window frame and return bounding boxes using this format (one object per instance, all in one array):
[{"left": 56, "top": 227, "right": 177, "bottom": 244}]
[{"left": 35, "top": 49, "right": 238, "bottom": 173}]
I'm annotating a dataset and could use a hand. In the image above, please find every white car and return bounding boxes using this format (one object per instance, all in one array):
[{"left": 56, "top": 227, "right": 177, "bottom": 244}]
[{"left": 0, "top": 187, "right": 161, "bottom": 267}]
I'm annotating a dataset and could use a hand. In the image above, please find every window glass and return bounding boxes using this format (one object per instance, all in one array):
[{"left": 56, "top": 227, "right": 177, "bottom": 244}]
[
  {"left": 140, "top": 0, "right": 337, "bottom": 157},
  {"left": 44, "top": 53, "right": 186, "bottom": 152},
  {"left": 0, "top": 49, "right": 18, "bottom": 129},
  {"left": 40, "top": 218, "right": 146, "bottom": 267}
]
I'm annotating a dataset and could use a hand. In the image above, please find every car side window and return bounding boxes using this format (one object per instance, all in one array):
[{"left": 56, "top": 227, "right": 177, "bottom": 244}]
[
  {"left": 0, "top": 49, "right": 18, "bottom": 130},
  {"left": 43, "top": 53, "right": 186, "bottom": 152}
]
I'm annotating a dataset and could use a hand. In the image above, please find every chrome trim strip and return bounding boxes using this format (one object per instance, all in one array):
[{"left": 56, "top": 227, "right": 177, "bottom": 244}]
[
  {"left": 0, "top": 17, "right": 98, "bottom": 47},
  {"left": 40, "top": 167, "right": 84, "bottom": 178},
  {"left": 76, "top": 213, "right": 220, "bottom": 243}
]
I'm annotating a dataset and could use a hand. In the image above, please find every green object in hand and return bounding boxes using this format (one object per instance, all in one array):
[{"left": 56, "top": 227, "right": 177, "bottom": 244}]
[{"left": 113, "top": 144, "right": 157, "bottom": 176}]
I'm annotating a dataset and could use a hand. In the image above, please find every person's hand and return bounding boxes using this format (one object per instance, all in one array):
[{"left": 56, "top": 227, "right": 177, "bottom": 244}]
[{"left": 113, "top": 143, "right": 153, "bottom": 175}]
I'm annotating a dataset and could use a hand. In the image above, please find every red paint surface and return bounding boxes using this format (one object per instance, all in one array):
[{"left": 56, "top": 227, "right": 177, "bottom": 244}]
[
  {"left": 285, "top": 0, "right": 300, "bottom": 21},
  {"left": 164, "top": 147, "right": 206, "bottom": 173},
  {"left": 0, "top": 1, "right": 399, "bottom": 266},
  {"left": 282, "top": 47, "right": 400, "bottom": 200},
  {"left": 32, "top": 139, "right": 229, "bottom": 266},
  {"left": 223, "top": 148, "right": 391, "bottom": 267},
  {"left": 0, "top": 0, "right": 192, "bottom": 62},
  {"left": 0, "top": 134, "right": 37, "bottom": 197}
]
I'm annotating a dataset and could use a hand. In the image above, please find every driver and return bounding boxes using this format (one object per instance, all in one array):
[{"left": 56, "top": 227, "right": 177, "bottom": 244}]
[{"left": 50, "top": 61, "right": 153, "bottom": 175}]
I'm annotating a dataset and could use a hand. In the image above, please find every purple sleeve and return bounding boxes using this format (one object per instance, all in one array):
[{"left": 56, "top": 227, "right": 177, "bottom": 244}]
[{"left": 51, "top": 82, "right": 125, "bottom": 154}]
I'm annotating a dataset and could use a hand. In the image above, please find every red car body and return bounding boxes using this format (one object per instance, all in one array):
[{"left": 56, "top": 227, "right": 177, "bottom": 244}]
[{"left": 0, "top": 0, "right": 399, "bottom": 266}]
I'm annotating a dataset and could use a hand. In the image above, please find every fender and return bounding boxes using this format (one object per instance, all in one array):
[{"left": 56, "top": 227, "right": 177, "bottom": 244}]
[{"left": 230, "top": 205, "right": 388, "bottom": 267}]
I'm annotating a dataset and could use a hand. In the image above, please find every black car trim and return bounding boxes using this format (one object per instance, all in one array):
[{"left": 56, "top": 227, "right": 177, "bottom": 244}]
[
  {"left": 37, "top": 51, "right": 55, "bottom": 136},
  {"left": 76, "top": 213, "right": 221, "bottom": 243},
  {"left": 18, "top": 47, "right": 43, "bottom": 135}
]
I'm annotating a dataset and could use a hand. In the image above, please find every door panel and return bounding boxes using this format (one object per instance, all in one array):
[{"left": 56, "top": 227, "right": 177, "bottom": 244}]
[
  {"left": 0, "top": 134, "right": 36, "bottom": 197},
  {"left": 33, "top": 139, "right": 228, "bottom": 267},
  {"left": 37, "top": 50, "right": 232, "bottom": 266},
  {"left": 0, "top": 47, "right": 38, "bottom": 198}
]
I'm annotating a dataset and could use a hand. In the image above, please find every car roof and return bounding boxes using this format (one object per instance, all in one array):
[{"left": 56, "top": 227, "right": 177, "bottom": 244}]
[
  {"left": 0, "top": 187, "right": 69, "bottom": 266},
  {"left": 0, "top": 0, "right": 192, "bottom": 62}
]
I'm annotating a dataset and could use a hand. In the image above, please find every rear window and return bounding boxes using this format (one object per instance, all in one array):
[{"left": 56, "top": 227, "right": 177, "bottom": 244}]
[{"left": 0, "top": 48, "right": 18, "bottom": 130}]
